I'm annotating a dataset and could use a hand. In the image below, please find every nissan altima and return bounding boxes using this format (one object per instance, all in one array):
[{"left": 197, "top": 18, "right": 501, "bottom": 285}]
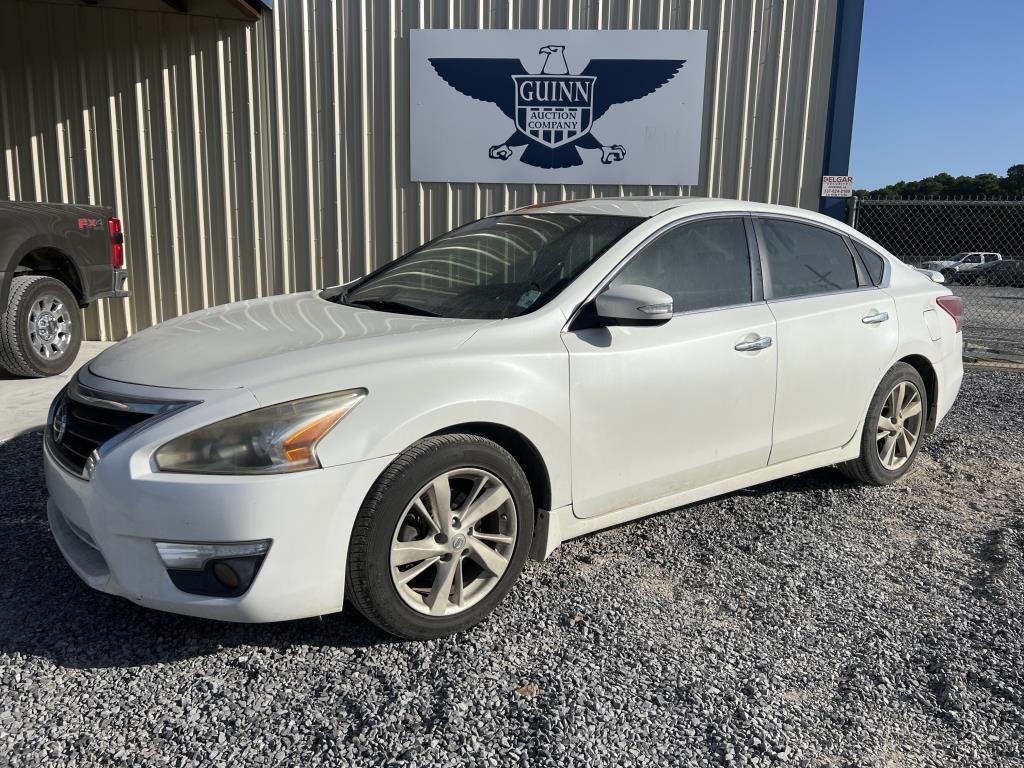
[{"left": 44, "top": 198, "right": 964, "bottom": 639}]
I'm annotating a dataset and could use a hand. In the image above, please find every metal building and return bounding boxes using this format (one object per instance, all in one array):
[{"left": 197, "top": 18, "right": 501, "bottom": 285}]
[{"left": 0, "top": 0, "right": 863, "bottom": 341}]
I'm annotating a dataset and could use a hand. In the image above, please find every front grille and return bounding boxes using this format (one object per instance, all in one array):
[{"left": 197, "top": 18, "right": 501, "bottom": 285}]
[{"left": 47, "top": 392, "right": 153, "bottom": 476}]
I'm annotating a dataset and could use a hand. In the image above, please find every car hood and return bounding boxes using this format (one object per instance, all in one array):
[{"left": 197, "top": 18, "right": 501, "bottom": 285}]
[
  {"left": 89, "top": 292, "right": 491, "bottom": 391},
  {"left": 922, "top": 260, "right": 958, "bottom": 270}
]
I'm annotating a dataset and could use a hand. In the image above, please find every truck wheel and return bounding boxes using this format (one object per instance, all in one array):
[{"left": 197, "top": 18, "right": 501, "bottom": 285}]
[{"left": 0, "top": 275, "right": 82, "bottom": 377}]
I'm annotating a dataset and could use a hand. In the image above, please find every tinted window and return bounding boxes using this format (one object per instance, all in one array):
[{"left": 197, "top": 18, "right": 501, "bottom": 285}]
[
  {"left": 964, "top": 254, "right": 983, "bottom": 264},
  {"left": 759, "top": 219, "right": 858, "bottom": 298},
  {"left": 854, "top": 241, "right": 886, "bottom": 285},
  {"left": 610, "top": 217, "right": 752, "bottom": 313}
]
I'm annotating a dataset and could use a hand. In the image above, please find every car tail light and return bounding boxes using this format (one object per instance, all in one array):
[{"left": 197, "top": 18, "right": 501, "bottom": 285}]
[
  {"left": 108, "top": 217, "right": 124, "bottom": 269},
  {"left": 936, "top": 295, "right": 963, "bottom": 333}
]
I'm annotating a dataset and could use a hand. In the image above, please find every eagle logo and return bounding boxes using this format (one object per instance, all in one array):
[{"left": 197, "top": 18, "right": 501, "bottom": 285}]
[{"left": 429, "top": 45, "right": 685, "bottom": 170}]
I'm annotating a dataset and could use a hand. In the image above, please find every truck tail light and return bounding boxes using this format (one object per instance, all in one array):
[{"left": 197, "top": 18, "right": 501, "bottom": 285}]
[
  {"left": 936, "top": 295, "right": 963, "bottom": 333},
  {"left": 108, "top": 217, "right": 124, "bottom": 269}
]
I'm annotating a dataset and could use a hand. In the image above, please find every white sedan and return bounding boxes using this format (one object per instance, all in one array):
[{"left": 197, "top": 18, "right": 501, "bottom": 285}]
[{"left": 44, "top": 198, "right": 964, "bottom": 639}]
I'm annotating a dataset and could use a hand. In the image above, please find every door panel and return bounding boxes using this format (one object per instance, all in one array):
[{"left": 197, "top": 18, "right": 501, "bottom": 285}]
[
  {"left": 753, "top": 215, "right": 899, "bottom": 465},
  {"left": 563, "top": 303, "right": 777, "bottom": 519},
  {"left": 767, "top": 289, "right": 898, "bottom": 464}
]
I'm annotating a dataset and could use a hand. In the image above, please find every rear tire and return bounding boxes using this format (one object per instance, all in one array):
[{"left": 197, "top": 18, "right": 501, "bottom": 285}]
[
  {"left": 0, "top": 275, "right": 81, "bottom": 377},
  {"left": 839, "top": 362, "right": 928, "bottom": 486},
  {"left": 346, "top": 434, "right": 534, "bottom": 640}
]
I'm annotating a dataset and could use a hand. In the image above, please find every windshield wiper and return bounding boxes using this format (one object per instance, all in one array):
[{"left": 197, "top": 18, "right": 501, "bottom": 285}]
[{"left": 344, "top": 297, "right": 440, "bottom": 317}]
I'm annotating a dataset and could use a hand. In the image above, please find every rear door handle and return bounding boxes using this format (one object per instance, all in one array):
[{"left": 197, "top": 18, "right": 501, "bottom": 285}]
[
  {"left": 862, "top": 311, "right": 890, "bottom": 325},
  {"left": 734, "top": 335, "right": 773, "bottom": 352}
]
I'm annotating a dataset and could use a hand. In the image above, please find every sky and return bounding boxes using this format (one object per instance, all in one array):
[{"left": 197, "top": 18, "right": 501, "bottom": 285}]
[{"left": 850, "top": 0, "right": 1024, "bottom": 190}]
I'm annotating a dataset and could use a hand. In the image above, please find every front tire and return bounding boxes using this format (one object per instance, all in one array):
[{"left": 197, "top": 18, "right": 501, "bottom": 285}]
[
  {"left": 346, "top": 434, "right": 534, "bottom": 639},
  {"left": 0, "top": 275, "right": 81, "bottom": 377},
  {"left": 839, "top": 362, "right": 928, "bottom": 486}
]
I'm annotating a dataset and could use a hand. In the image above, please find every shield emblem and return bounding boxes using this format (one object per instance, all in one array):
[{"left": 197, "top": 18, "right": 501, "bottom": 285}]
[{"left": 512, "top": 74, "right": 596, "bottom": 149}]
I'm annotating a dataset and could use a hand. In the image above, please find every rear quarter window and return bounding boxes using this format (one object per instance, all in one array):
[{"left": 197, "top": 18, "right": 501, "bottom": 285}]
[{"left": 853, "top": 241, "right": 886, "bottom": 285}]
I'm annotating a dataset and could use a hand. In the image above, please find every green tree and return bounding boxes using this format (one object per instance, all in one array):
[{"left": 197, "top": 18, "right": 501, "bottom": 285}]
[
  {"left": 854, "top": 165, "right": 1023, "bottom": 198},
  {"left": 1004, "top": 164, "right": 1024, "bottom": 196}
]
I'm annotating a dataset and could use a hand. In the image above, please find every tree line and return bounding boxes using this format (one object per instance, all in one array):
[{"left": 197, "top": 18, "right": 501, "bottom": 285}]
[{"left": 854, "top": 164, "right": 1024, "bottom": 199}]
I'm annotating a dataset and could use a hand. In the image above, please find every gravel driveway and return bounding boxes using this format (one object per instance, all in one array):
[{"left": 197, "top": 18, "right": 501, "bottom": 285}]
[{"left": 2, "top": 368, "right": 1023, "bottom": 767}]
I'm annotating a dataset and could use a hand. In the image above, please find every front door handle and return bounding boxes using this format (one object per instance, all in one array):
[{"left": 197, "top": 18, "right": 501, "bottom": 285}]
[
  {"left": 734, "top": 335, "right": 773, "bottom": 352},
  {"left": 862, "top": 311, "right": 890, "bottom": 325}
]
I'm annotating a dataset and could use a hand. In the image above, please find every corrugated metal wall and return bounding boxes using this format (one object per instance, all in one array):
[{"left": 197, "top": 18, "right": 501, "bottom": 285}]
[{"left": 0, "top": 0, "right": 837, "bottom": 341}]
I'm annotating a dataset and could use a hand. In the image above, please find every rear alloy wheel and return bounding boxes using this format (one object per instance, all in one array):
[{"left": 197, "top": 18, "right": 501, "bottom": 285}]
[
  {"left": 0, "top": 275, "right": 82, "bottom": 377},
  {"left": 347, "top": 434, "right": 533, "bottom": 639},
  {"left": 840, "top": 362, "right": 928, "bottom": 485},
  {"left": 875, "top": 380, "right": 924, "bottom": 471}
]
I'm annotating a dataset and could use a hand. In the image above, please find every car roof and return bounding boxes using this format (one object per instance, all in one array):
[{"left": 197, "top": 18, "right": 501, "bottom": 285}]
[{"left": 506, "top": 196, "right": 847, "bottom": 229}]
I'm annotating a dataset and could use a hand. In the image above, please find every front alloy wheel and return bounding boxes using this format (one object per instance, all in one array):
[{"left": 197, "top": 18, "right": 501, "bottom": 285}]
[
  {"left": 347, "top": 434, "right": 533, "bottom": 639},
  {"left": 390, "top": 468, "right": 517, "bottom": 616}
]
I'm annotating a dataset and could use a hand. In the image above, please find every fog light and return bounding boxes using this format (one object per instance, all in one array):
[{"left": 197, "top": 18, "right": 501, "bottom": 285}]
[
  {"left": 156, "top": 540, "right": 271, "bottom": 598},
  {"left": 155, "top": 540, "right": 271, "bottom": 569},
  {"left": 212, "top": 562, "right": 240, "bottom": 590}
]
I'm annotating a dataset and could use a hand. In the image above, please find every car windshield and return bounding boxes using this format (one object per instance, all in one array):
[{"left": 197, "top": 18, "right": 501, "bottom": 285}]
[{"left": 334, "top": 213, "right": 643, "bottom": 319}]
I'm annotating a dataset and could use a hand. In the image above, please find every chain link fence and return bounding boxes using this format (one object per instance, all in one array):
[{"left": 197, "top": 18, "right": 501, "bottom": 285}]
[{"left": 850, "top": 198, "right": 1024, "bottom": 355}]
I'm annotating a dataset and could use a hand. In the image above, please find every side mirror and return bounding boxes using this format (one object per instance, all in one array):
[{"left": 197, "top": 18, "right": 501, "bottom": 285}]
[{"left": 593, "top": 284, "right": 674, "bottom": 324}]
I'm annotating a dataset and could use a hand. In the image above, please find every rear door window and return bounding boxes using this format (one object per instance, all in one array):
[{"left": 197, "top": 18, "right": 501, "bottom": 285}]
[{"left": 758, "top": 219, "right": 859, "bottom": 299}]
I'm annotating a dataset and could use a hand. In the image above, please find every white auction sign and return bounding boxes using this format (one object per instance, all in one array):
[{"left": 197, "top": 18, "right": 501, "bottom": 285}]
[
  {"left": 821, "top": 175, "right": 854, "bottom": 197},
  {"left": 410, "top": 30, "right": 708, "bottom": 185}
]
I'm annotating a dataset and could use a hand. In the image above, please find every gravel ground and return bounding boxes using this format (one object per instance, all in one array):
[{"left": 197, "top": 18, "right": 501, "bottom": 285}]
[{"left": 1, "top": 367, "right": 1023, "bottom": 767}]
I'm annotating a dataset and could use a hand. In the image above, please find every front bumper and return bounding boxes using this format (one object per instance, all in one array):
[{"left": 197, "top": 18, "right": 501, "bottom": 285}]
[{"left": 43, "top": 375, "right": 394, "bottom": 623}]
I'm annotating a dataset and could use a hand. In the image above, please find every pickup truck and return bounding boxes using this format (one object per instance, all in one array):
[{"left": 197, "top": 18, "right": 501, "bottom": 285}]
[
  {"left": 921, "top": 251, "right": 1003, "bottom": 275},
  {"left": 0, "top": 201, "right": 127, "bottom": 377}
]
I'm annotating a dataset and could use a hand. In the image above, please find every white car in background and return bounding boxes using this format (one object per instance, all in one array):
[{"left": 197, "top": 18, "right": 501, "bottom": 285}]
[
  {"left": 922, "top": 251, "right": 1003, "bottom": 275},
  {"left": 44, "top": 198, "right": 964, "bottom": 639}
]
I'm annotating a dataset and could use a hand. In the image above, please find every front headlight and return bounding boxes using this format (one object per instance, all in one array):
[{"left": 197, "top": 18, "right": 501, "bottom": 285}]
[{"left": 154, "top": 389, "right": 366, "bottom": 475}]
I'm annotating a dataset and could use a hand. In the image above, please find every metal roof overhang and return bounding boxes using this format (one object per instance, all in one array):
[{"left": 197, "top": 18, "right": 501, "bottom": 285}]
[{"left": 38, "top": 0, "right": 270, "bottom": 21}]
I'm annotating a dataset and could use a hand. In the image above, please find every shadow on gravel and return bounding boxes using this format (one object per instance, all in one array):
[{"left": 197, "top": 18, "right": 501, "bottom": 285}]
[
  {"left": 0, "top": 429, "right": 864, "bottom": 670},
  {"left": 567, "top": 464, "right": 863, "bottom": 547},
  {"left": 0, "top": 432, "right": 396, "bottom": 669}
]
